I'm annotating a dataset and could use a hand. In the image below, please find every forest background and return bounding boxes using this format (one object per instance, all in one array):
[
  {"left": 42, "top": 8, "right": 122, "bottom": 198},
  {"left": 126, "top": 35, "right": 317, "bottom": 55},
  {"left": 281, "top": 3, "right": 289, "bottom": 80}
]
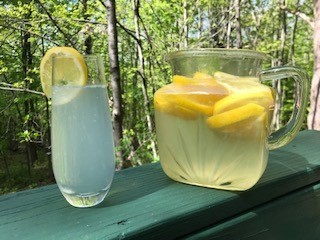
[{"left": 0, "top": 0, "right": 318, "bottom": 194}]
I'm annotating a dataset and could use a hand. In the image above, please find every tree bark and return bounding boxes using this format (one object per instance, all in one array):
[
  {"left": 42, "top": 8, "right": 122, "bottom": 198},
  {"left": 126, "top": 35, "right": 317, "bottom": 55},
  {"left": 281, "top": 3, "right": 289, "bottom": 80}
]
[
  {"left": 271, "top": 1, "right": 287, "bottom": 131},
  {"left": 197, "top": 0, "right": 202, "bottom": 41},
  {"left": 22, "top": 15, "right": 38, "bottom": 176},
  {"left": 82, "top": 0, "right": 93, "bottom": 54},
  {"left": 127, "top": 41, "right": 140, "bottom": 163},
  {"left": 226, "top": 3, "right": 232, "bottom": 48},
  {"left": 249, "top": 0, "right": 261, "bottom": 50},
  {"left": 308, "top": 0, "right": 320, "bottom": 129},
  {"left": 105, "top": 0, "right": 128, "bottom": 168},
  {"left": 234, "top": 0, "right": 242, "bottom": 48},
  {"left": 132, "top": 0, "right": 157, "bottom": 159},
  {"left": 183, "top": 0, "right": 188, "bottom": 48},
  {"left": 279, "top": 0, "right": 287, "bottom": 65},
  {"left": 290, "top": 0, "right": 300, "bottom": 64}
]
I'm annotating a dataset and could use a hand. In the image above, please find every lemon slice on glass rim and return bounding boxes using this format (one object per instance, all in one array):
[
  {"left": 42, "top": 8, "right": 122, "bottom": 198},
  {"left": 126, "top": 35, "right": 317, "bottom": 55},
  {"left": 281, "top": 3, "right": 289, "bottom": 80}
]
[{"left": 40, "top": 47, "right": 87, "bottom": 104}]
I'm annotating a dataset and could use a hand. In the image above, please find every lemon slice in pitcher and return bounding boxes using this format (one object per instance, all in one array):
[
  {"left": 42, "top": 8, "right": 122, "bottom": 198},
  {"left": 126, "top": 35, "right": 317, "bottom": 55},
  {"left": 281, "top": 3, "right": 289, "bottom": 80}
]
[
  {"left": 40, "top": 47, "right": 87, "bottom": 99},
  {"left": 213, "top": 71, "right": 260, "bottom": 83},
  {"left": 154, "top": 86, "right": 200, "bottom": 119},
  {"left": 206, "top": 103, "right": 265, "bottom": 129},
  {"left": 154, "top": 95, "right": 199, "bottom": 119},
  {"left": 213, "top": 91, "right": 274, "bottom": 114}
]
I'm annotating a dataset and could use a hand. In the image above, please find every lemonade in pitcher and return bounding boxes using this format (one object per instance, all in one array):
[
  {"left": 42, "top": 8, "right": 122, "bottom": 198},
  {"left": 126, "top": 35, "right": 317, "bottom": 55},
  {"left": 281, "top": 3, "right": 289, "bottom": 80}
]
[
  {"left": 155, "top": 49, "right": 308, "bottom": 191},
  {"left": 155, "top": 71, "right": 274, "bottom": 190}
]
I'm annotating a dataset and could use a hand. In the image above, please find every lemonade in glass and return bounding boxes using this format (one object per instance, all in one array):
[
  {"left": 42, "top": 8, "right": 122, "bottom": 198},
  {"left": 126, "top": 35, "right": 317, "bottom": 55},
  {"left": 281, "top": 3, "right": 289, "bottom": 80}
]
[{"left": 40, "top": 48, "right": 115, "bottom": 207}]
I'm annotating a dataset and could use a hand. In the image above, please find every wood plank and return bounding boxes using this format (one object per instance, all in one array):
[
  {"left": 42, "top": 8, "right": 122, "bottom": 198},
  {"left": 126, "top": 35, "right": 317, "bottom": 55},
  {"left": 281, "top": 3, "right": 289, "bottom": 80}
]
[
  {"left": 183, "top": 183, "right": 320, "bottom": 239},
  {"left": 1, "top": 130, "right": 320, "bottom": 239}
]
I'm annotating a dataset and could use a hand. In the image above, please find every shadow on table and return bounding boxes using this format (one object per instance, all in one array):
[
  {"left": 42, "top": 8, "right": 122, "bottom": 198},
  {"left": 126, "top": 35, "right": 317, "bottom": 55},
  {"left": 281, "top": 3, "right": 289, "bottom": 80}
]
[
  {"left": 256, "top": 148, "right": 320, "bottom": 190},
  {"left": 184, "top": 184, "right": 320, "bottom": 240},
  {"left": 97, "top": 163, "right": 175, "bottom": 208},
  {"left": 183, "top": 149, "right": 320, "bottom": 239}
]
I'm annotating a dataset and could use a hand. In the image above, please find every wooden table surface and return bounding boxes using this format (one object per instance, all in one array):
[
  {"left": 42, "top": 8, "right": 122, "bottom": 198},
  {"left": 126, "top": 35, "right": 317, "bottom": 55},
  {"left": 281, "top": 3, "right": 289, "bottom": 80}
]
[{"left": 1, "top": 130, "right": 320, "bottom": 239}]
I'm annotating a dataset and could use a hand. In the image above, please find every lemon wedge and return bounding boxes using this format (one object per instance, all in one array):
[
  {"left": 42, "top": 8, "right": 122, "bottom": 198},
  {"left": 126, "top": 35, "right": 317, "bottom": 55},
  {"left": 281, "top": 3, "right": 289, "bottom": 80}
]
[
  {"left": 173, "top": 74, "right": 218, "bottom": 86},
  {"left": 213, "top": 71, "right": 237, "bottom": 79},
  {"left": 172, "top": 75, "right": 195, "bottom": 85},
  {"left": 40, "top": 47, "right": 87, "bottom": 98},
  {"left": 206, "top": 103, "right": 265, "bottom": 129},
  {"left": 154, "top": 91, "right": 199, "bottom": 119},
  {"left": 154, "top": 81, "right": 229, "bottom": 117},
  {"left": 213, "top": 91, "right": 274, "bottom": 114},
  {"left": 169, "top": 94, "right": 214, "bottom": 116},
  {"left": 193, "top": 72, "right": 216, "bottom": 81},
  {"left": 214, "top": 71, "right": 260, "bottom": 82},
  {"left": 168, "top": 74, "right": 229, "bottom": 116},
  {"left": 213, "top": 71, "right": 267, "bottom": 94}
]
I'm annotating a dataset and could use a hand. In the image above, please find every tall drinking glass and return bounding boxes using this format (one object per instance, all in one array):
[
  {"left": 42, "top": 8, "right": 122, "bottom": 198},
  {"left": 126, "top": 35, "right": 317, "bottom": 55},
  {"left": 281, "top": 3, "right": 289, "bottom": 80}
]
[{"left": 51, "top": 55, "right": 115, "bottom": 208}]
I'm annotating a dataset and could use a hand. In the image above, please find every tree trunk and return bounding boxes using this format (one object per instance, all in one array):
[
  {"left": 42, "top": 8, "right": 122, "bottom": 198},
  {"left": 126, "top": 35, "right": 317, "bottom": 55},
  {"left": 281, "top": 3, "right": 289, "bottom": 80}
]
[
  {"left": 127, "top": 43, "right": 140, "bottom": 163},
  {"left": 226, "top": 3, "right": 232, "bottom": 48},
  {"left": 249, "top": 0, "right": 261, "bottom": 50},
  {"left": 197, "top": 0, "right": 202, "bottom": 41},
  {"left": 308, "top": 0, "right": 320, "bottom": 129},
  {"left": 1, "top": 153, "right": 10, "bottom": 179},
  {"left": 234, "top": 0, "right": 242, "bottom": 48},
  {"left": 183, "top": 0, "right": 188, "bottom": 48},
  {"left": 208, "top": 2, "right": 225, "bottom": 47},
  {"left": 22, "top": 18, "right": 38, "bottom": 175},
  {"left": 290, "top": 0, "right": 300, "bottom": 64},
  {"left": 271, "top": 1, "right": 287, "bottom": 131},
  {"left": 45, "top": 97, "right": 53, "bottom": 178},
  {"left": 279, "top": 0, "right": 287, "bottom": 65},
  {"left": 132, "top": 0, "right": 157, "bottom": 160},
  {"left": 105, "top": 0, "right": 128, "bottom": 168},
  {"left": 82, "top": 0, "right": 93, "bottom": 54}
]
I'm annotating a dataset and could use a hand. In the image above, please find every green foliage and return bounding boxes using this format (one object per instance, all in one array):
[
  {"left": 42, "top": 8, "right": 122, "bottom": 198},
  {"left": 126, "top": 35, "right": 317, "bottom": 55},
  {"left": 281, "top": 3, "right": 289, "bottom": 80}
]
[{"left": 0, "top": 150, "right": 54, "bottom": 195}]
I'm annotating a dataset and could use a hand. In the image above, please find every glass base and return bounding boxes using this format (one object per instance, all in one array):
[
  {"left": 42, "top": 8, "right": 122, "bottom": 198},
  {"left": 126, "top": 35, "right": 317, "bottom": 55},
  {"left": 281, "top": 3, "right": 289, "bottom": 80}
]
[{"left": 61, "top": 189, "right": 109, "bottom": 208}]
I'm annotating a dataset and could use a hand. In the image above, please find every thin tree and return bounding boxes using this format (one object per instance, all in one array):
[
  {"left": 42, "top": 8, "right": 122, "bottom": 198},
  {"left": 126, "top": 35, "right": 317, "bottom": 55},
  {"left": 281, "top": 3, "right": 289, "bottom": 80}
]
[
  {"left": 21, "top": 7, "right": 38, "bottom": 176},
  {"left": 234, "top": 0, "right": 242, "bottom": 48},
  {"left": 131, "top": 0, "right": 157, "bottom": 159},
  {"left": 280, "top": 1, "right": 317, "bottom": 129},
  {"left": 82, "top": 0, "right": 93, "bottom": 54},
  {"left": 183, "top": 0, "right": 188, "bottom": 48},
  {"left": 196, "top": 0, "right": 203, "bottom": 41},
  {"left": 289, "top": 0, "right": 301, "bottom": 64},
  {"left": 247, "top": 0, "right": 262, "bottom": 50},
  {"left": 308, "top": 0, "right": 320, "bottom": 129},
  {"left": 270, "top": 0, "right": 287, "bottom": 131},
  {"left": 103, "top": 0, "right": 129, "bottom": 168},
  {"left": 226, "top": 3, "right": 233, "bottom": 48}
]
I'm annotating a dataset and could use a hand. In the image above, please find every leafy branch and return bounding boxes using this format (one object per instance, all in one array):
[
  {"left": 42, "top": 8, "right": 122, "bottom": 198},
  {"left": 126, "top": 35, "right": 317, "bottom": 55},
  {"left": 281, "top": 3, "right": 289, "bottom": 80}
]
[
  {"left": 0, "top": 82, "right": 44, "bottom": 96},
  {"left": 280, "top": 5, "right": 314, "bottom": 29},
  {"left": 34, "top": 0, "right": 75, "bottom": 47}
]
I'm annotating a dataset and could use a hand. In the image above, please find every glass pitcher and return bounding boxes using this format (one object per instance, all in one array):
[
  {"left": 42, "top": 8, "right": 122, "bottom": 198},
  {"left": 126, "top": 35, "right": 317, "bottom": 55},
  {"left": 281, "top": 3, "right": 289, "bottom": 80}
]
[{"left": 154, "top": 49, "right": 309, "bottom": 191}]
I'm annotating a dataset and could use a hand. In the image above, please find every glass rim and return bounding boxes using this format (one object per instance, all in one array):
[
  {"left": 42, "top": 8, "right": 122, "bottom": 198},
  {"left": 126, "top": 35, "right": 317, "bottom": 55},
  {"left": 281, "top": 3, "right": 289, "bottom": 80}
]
[{"left": 166, "top": 48, "right": 267, "bottom": 62}]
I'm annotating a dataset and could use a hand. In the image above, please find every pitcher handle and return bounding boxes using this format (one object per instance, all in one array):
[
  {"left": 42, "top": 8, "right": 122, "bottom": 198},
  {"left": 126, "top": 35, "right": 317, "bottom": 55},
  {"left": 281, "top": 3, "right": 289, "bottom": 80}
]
[{"left": 260, "top": 66, "right": 309, "bottom": 150}]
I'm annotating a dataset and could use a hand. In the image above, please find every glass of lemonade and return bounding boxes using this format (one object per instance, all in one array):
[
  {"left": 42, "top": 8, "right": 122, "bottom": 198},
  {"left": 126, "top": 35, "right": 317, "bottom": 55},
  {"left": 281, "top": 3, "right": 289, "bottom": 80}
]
[
  {"left": 51, "top": 55, "right": 115, "bottom": 207},
  {"left": 154, "top": 49, "right": 309, "bottom": 191}
]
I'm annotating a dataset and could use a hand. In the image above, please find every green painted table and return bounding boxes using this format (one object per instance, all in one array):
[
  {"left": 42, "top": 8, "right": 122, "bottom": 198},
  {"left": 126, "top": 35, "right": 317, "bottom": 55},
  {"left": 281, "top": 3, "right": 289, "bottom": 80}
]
[{"left": 1, "top": 130, "right": 320, "bottom": 239}]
